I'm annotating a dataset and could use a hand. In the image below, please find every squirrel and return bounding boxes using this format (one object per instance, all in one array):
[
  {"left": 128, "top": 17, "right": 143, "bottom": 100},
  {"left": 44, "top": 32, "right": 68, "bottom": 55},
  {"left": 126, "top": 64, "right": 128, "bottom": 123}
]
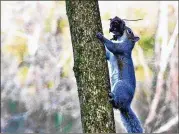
[{"left": 96, "top": 16, "right": 143, "bottom": 133}]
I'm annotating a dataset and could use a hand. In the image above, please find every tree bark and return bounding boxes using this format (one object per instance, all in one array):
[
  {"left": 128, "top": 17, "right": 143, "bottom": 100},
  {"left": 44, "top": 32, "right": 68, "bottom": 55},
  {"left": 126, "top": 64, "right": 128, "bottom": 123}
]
[{"left": 66, "top": 0, "right": 116, "bottom": 133}]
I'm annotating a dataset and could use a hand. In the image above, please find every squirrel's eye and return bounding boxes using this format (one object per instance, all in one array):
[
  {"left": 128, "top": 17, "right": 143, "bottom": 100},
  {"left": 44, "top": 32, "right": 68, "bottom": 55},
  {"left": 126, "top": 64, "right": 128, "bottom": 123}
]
[{"left": 127, "top": 29, "right": 133, "bottom": 35}]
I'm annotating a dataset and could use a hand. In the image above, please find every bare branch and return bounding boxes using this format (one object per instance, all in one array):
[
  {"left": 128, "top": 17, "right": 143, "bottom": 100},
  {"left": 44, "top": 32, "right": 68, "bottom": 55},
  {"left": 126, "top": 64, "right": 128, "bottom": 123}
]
[
  {"left": 145, "top": 7, "right": 178, "bottom": 126},
  {"left": 154, "top": 115, "right": 178, "bottom": 133}
]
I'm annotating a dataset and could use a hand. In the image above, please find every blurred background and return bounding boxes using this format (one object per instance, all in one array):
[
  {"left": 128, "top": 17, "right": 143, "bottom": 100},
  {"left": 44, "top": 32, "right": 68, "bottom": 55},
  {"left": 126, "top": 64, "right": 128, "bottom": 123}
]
[{"left": 1, "top": 1, "right": 178, "bottom": 133}]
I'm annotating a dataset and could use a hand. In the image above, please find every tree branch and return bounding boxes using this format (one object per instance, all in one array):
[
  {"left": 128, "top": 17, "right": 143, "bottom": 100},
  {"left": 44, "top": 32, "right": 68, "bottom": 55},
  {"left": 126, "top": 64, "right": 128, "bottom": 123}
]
[{"left": 154, "top": 115, "right": 178, "bottom": 133}]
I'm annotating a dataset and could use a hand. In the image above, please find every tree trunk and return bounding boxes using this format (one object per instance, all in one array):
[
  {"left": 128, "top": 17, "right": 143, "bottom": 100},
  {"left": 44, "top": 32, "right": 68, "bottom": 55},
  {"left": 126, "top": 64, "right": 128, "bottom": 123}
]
[{"left": 66, "top": 0, "right": 116, "bottom": 133}]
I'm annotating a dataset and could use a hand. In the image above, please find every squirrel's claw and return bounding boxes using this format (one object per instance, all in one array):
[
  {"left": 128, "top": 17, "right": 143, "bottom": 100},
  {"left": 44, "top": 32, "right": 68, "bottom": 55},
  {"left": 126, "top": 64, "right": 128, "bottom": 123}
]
[
  {"left": 96, "top": 32, "right": 103, "bottom": 40},
  {"left": 108, "top": 92, "right": 114, "bottom": 98}
]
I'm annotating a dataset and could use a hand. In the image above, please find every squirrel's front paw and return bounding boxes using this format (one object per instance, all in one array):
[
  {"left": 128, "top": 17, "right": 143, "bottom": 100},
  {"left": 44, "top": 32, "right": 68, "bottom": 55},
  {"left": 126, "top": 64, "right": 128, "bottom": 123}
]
[{"left": 96, "top": 32, "right": 103, "bottom": 39}]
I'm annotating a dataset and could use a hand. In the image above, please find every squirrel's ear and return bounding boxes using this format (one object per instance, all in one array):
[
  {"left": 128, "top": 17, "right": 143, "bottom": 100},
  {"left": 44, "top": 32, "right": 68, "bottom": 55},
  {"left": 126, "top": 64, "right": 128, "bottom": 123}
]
[{"left": 133, "top": 36, "right": 140, "bottom": 42}]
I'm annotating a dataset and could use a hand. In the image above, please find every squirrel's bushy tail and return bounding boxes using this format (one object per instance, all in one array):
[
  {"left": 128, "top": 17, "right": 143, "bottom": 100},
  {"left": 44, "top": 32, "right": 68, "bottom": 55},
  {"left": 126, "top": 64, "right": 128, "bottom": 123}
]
[{"left": 120, "top": 106, "right": 143, "bottom": 133}]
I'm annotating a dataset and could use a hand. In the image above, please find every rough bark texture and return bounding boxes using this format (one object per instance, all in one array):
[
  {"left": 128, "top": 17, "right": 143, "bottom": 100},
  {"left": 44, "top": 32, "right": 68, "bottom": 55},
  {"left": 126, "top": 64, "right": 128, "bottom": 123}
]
[{"left": 66, "top": 0, "right": 116, "bottom": 133}]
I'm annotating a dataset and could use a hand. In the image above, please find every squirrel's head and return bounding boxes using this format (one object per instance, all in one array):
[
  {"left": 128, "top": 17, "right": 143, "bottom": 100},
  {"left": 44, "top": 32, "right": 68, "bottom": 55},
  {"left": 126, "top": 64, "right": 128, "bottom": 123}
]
[
  {"left": 124, "top": 27, "right": 139, "bottom": 43},
  {"left": 109, "top": 16, "right": 126, "bottom": 37},
  {"left": 121, "top": 27, "right": 139, "bottom": 50}
]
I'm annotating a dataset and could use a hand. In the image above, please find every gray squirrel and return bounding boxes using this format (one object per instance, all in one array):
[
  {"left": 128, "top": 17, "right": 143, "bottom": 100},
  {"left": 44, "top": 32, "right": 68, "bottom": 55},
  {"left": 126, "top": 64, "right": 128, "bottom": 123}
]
[{"left": 96, "top": 16, "right": 143, "bottom": 133}]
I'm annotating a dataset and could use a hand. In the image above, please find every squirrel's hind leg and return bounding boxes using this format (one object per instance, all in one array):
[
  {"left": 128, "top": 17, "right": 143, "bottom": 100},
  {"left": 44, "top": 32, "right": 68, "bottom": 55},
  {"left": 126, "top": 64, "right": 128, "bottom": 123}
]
[{"left": 111, "top": 81, "right": 133, "bottom": 109}]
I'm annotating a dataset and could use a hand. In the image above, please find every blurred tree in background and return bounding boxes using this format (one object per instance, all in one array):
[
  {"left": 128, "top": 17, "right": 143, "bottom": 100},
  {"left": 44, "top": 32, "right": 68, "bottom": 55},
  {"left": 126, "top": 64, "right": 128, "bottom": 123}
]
[
  {"left": 1, "top": 1, "right": 178, "bottom": 133},
  {"left": 1, "top": 1, "right": 82, "bottom": 133}
]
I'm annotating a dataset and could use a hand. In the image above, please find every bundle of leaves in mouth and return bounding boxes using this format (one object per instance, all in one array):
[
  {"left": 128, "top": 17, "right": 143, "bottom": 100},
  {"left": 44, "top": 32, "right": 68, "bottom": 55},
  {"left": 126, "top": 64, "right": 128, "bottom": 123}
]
[{"left": 109, "top": 16, "right": 143, "bottom": 41}]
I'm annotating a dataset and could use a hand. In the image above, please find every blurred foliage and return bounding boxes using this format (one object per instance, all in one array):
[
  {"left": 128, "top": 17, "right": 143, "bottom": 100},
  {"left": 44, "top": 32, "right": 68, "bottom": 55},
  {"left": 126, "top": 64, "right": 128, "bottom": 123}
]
[
  {"left": 135, "top": 65, "right": 153, "bottom": 82},
  {"left": 61, "top": 56, "right": 72, "bottom": 78},
  {"left": 63, "top": 121, "right": 72, "bottom": 133},
  {"left": 54, "top": 112, "right": 63, "bottom": 128},
  {"left": 18, "top": 66, "right": 29, "bottom": 84},
  {"left": 101, "top": 12, "right": 111, "bottom": 20},
  {"left": 138, "top": 35, "right": 155, "bottom": 57},
  {"left": 134, "top": 8, "right": 147, "bottom": 19},
  {"left": 1, "top": 1, "right": 81, "bottom": 133},
  {"left": 45, "top": 7, "right": 55, "bottom": 32},
  {"left": 168, "top": 20, "right": 176, "bottom": 35},
  {"left": 47, "top": 81, "right": 55, "bottom": 89},
  {"left": 135, "top": 65, "right": 145, "bottom": 81},
  {"left": 4, "top": 35, "right": 28, "bottom": 62},
  {"left": 58, "top": 19, "right": 69, "bottom": 33},
  {"left": 8, "top": 100, "right": 18, "bottom": 114},
  {"left": 52, "top": 112, "right": 73, "bottom": 133}
]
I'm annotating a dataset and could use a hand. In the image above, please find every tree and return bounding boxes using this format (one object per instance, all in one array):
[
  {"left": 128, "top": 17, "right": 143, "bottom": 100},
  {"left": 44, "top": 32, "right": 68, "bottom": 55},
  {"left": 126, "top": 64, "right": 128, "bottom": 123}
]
[{"left": 66, "top": 0, "right": 116, "bottom": 133}]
